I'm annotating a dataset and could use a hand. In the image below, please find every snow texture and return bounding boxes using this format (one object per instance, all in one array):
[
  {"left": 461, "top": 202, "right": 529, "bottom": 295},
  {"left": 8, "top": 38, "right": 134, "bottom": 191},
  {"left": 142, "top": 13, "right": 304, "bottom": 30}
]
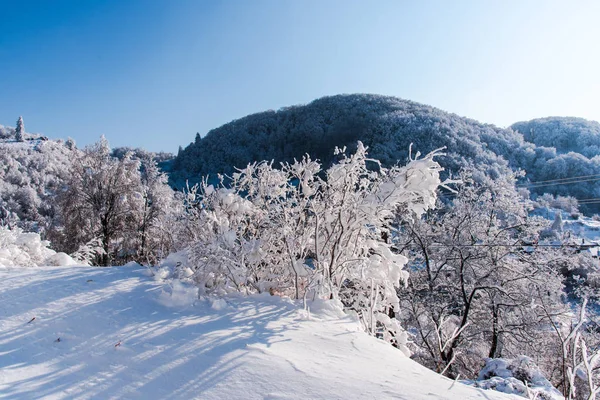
[{"left": 0, "top": 266, "right": 516, "bottom": 399}]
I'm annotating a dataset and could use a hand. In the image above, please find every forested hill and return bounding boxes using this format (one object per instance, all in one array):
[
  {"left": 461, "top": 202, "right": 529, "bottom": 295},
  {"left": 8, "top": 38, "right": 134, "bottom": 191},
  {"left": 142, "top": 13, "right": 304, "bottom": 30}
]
[
  {"left": 171, "top": 94, "right": 516, "bottom": 184},
  {"left": 171, "top": 94, "right": 600, "bottom": 210}
]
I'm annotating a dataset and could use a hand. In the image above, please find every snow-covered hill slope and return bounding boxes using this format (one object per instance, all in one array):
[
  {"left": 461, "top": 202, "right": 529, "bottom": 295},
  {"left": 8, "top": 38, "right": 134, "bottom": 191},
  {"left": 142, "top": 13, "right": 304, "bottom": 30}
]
[{"left": 0, "top": 266, "right": 514, "bottom": 399}]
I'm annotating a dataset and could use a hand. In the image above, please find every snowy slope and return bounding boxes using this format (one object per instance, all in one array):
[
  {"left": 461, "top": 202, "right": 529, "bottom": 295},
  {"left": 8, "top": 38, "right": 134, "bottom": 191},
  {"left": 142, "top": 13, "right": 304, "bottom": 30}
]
[{"left": 0, "top": 266, "right": 514, "bottom": 399}]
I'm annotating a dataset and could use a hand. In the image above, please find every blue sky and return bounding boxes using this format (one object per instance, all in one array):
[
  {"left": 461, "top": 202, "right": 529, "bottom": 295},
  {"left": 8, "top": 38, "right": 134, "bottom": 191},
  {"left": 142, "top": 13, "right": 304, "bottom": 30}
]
[{"left": 1, "top": 0, "right": 599, "bottom": 152}]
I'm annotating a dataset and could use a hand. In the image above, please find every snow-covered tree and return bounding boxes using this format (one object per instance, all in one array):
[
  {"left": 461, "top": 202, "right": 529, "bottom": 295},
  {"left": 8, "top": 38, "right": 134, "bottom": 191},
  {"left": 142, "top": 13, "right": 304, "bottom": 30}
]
[
  {"left": 56, "top": 136, "right": 143, "bottom": 265},
  {"left": 397, "top": 173, "right": 570, "bottom": 379},
  {"left": 53, "top": 137, "right": 178, "bottom": 266},
  {"left": 15, "top": 116, "right": 24, "bottom": 142},
  {"left": 134, "top": 156, "right": 179, "bottom": 264}
]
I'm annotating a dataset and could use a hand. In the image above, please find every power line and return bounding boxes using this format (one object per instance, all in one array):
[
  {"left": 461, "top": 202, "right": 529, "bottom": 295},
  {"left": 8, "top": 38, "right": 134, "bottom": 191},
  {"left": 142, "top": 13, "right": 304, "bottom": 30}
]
[
  {"left": 517, "top": 173, "right": 600, "bottom": 187},
  {"left": 436, "top": 172, "right": 600, "bottom": 201},
  {"left": 576, "top": 198, "right": 600, "bottom": 204},
  {"left": 520, "top": 177, "right": 600, "bottom": 189},
  {"left": 410, "top": 243, "right": 597, "bottom": 249}
]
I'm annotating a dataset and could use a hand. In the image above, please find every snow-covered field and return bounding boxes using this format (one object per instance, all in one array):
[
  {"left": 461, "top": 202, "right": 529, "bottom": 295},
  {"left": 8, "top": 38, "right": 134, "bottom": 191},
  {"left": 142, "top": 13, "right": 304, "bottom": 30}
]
[{"left": 0, "top": 266, "right": 514, "bottom": 399}]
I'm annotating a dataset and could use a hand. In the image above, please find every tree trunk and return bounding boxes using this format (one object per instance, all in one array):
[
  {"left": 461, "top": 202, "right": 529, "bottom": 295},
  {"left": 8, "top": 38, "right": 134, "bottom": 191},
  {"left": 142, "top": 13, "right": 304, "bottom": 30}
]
[{"left": 489, "top": 303, "right": 499, "bottom": 358}]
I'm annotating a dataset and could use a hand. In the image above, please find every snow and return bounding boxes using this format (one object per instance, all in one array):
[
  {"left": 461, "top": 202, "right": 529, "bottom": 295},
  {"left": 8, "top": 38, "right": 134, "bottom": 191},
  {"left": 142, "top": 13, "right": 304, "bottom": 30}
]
[
  {"left": 464, "top": 357, "right": 563, "bottom": 399},
  {"left": 0, "top": 265, "right": 515, "bottom": 399},
  {"left": 44, "top": 253, "right": 80, "bottom": 267}
]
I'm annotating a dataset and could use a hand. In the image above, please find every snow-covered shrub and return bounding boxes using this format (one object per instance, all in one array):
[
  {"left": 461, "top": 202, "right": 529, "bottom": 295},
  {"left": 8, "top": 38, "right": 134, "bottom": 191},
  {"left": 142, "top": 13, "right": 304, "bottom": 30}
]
[
  {"left": 179, "top": 142, "right": 444, "bottom": 352},
  {"left": 44, "top": 252, "right": 80, "bottom": 266},
  {"left": 152, "top": 250, "right": 192, "bottom": 281},
  {"left": 465, "top": 357, "right": 563, "bottom": 400},
  {"left": 0, "top": 225, "right": 77, "bottom": 267}
]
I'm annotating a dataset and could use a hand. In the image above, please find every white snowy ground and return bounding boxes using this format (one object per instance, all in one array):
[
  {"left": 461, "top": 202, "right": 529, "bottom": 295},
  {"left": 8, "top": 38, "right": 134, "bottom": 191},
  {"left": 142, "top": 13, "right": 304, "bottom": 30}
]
[{"left": 0, "top": 266, "right": 514, "bottom": 400}]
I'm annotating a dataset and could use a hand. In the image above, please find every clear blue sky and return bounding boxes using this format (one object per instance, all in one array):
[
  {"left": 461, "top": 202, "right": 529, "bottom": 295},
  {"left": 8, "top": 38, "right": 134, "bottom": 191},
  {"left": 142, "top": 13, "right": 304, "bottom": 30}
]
[{"left": 1, "top": 0, "right": 599, "bottom": 153}]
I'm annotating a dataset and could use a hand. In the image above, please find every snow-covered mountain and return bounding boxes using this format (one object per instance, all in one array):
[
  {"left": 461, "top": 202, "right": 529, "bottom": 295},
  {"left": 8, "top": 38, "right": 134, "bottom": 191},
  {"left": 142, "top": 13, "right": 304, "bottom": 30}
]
[
  {"left": 0, "top": 264, "right": 515, "bottom": 399},
  {"left": 171, "top": 94, "right": 600, "bottom": 213}
]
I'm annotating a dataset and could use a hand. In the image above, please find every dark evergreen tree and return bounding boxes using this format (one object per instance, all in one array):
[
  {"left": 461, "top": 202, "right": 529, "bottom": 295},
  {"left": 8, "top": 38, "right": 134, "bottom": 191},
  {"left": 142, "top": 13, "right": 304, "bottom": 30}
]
[{"left": 15, "top": 116, "right": 24, "bottom": 142}]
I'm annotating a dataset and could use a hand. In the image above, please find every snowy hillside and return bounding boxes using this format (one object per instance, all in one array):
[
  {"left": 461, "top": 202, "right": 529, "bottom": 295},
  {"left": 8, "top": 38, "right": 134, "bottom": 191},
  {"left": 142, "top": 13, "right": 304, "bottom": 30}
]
[{"left": 0, "top": 266, "right": 514, "bottom": 399}]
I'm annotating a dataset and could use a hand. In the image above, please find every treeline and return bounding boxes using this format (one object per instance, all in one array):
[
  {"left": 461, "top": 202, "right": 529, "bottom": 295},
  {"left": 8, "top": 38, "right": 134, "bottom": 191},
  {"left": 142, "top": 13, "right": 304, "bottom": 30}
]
[{"left": 0, "top": 123, "right": 180, "bottom": 266}]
